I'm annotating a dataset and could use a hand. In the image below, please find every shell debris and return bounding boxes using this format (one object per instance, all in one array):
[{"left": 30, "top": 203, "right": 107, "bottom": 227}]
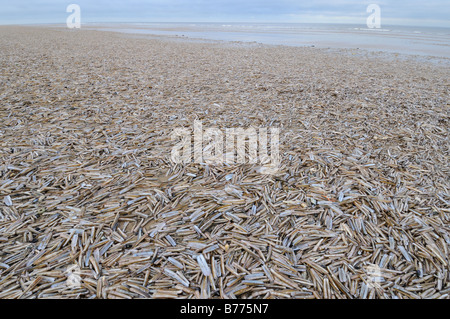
[{"left": 0, "top": 26, "right": 449, "bottom": 299}]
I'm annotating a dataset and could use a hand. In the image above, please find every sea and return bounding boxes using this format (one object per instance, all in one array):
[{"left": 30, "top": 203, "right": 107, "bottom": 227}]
[{"left": 85, "top": 22, "right": 450, "bottom": 58}]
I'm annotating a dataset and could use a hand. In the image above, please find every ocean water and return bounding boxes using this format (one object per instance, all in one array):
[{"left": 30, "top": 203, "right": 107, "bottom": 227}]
[{"left": 89, "top": 22, "right": 450, "bottom": 58}]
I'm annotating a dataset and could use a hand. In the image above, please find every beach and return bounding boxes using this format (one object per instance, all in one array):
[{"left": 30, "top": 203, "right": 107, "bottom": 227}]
[
  {"left": 86, "top": 22, "right": 450, "bottom": 58},
  {"left": 0, "top": 26, "right": 449, "bottom": 299}
]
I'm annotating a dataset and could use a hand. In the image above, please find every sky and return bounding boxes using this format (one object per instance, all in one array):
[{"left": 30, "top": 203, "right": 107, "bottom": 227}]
[{"left": 0, "top": 0, "right": 449, "bottom": 27}]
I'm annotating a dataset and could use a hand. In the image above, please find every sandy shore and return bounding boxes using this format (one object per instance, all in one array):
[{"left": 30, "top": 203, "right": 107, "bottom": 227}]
[
  {"left": 0, "top": 26, "right": 449, "bottom": 299},
  {"left": 82, "top": 23, "right": 450, "bottom": 59}
]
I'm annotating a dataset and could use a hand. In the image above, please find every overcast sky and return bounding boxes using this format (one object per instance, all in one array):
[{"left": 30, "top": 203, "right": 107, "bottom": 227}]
[{"left": 0, "top": 0, "right": 449, "bottom": 27}]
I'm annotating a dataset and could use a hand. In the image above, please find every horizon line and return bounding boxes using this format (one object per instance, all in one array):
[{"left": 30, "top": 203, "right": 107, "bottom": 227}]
[{"left": 1, "top": 21, "right": 450, "bottom": 29}]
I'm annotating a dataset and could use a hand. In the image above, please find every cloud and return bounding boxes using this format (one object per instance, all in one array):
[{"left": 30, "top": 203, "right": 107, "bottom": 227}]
[{"left": 0, "top": 0, "right": 448, "bottom": 27}]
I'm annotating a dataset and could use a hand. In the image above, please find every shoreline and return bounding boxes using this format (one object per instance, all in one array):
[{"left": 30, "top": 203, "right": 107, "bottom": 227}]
[{"left": 34, "top": 23, "right": 450, "bottom": 62}]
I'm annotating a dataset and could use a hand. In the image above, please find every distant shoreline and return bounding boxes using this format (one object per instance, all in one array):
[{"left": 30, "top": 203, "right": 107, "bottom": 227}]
[{"left": 12, "top": 22, "right": 450, "bottom": 59}]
